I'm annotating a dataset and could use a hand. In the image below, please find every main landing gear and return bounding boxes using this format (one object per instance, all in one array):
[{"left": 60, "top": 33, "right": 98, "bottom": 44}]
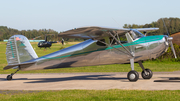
[
  {"left": 127, "top": 59, "right": 153, "bottom": 82},
  {"left": 7, "top": 68, "right": 20, "bottom": 81}
]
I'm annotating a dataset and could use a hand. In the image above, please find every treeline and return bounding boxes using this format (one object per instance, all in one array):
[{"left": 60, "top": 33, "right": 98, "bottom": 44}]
[
  {"left": 0, "top": 26, "right": 84, "bottom": 42},
  {"left": 1, "top": 17, "right": 180, "bottom": 41},
  {"left": 0, "top": 26, "right": 59, "bottom": 41},
  {"left": 123, "top": 17, "right": 180, "bottom": 36}
]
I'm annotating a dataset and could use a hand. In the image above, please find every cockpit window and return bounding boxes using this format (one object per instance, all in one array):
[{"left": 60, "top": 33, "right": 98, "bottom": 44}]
[{"left": 96, "top": 30, "right": 144, "bottom": 47}]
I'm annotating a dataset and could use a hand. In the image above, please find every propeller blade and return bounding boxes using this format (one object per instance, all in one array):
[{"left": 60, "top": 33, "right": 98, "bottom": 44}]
[
  {"left": 169, "top": 41, "right": 177, "bottom": 58},
  {"left": 162, "top": 18, "right": 177, "bottom": 59}
]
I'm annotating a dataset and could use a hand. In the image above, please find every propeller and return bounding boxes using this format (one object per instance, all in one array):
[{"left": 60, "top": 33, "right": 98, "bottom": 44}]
[{"left": 162, "top": 18, "right": 177, "bottom": 58}]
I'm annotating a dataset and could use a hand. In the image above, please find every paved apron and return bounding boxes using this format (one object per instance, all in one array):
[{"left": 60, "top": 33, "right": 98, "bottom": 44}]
[{"left": 0, "top": 72, "right": 180, "bottom": 90}]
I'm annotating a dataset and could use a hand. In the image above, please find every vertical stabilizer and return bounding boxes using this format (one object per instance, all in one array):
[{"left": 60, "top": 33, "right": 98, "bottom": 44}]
[{"left": 6, "top": 35, "right": 38, "bottom": 65}]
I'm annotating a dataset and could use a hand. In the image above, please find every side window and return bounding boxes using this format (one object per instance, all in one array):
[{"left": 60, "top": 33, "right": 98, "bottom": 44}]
[
  {"left": 109, "top": 37, "right": 117, "bottom": 45},
  {"left": 109, "top": 32, "right": 128, "bottom": 45},
  {"left": 119, "top": 36, "right": 128, "bottom": 44},
  {"left": 96, "top": 39, "right": 106, "bottom": 46}
]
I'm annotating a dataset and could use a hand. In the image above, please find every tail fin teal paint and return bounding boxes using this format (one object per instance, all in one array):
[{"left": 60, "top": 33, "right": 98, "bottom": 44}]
[{"left": 6, "top": 35, "right": 38, "bottom": 66}]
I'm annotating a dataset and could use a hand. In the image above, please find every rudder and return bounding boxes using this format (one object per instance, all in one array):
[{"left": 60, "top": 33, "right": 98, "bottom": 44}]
[{"left": 6, "top": 35, "right": 38, "bottom": 66}]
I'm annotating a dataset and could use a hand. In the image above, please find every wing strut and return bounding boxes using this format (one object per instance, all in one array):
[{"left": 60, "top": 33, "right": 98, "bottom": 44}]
[
  {"left": 97, "top": 37, "right": 131, "bottom": 56},
  {"left": 108, "top": 32, "right": 134, "bottom": 57}
]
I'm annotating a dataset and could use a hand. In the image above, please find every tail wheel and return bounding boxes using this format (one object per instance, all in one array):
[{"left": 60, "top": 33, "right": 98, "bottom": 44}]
[
  {"left": 141, "top": 69, "right": 153, "bottom": 79},
  {"left": 127, "top": 70, "right": 139, "bottom": 82},
  {"left": 7, "top": 75, "right": 12, "bottom": 81}
]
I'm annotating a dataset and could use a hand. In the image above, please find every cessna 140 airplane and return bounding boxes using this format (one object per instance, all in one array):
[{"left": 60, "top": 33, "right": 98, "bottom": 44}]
[{"left": 4, "top": 26, "right": 177, "bottom": 82}]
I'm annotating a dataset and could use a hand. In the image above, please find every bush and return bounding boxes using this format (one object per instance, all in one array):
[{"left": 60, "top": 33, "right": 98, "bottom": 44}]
[{"left": 156, "top": 44, "right": 180, "bottom": 61}]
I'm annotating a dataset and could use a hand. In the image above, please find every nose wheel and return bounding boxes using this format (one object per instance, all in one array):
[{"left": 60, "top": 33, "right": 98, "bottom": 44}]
[{"left": 127, "top": 70, "right": 139, "bottom": 82}]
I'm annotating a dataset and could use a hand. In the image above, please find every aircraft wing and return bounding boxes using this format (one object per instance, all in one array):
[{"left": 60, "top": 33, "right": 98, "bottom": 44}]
[
  {"left": 59, "top": 26, "right": 129, "bottom": 39},
  {"left": 59, "top": 26, "right": 159, "bottom": 39},
  {"left": 59, "top": 26, "right": 159, "bottom": 57},
  {"left": 135, "top": 28, "right": 159, "bottom": 32}
]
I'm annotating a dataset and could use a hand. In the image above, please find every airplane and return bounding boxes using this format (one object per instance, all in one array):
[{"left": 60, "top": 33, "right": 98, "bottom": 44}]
[
  {"left": 37, "top": 34, "right": 57, "bottom": 49},
  {"left": 4, "top": 26, "right": 177, "bottom": 82}
]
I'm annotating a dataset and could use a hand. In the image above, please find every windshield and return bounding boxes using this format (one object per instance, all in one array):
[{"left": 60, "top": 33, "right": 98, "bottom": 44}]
[
  {"left": 132, "top": 30, "right": 145, "bottom": 38},
  {"left": 128, "top": 30, "right": 145, "bottom": 40}
]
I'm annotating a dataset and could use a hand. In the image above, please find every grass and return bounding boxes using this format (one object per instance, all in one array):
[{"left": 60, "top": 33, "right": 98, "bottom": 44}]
[
  {"left": 0, "top": 90, "right": 180, "bottom": 101},
  {"left": 0, "top": 41, "right": 180, "bottom": 74}
]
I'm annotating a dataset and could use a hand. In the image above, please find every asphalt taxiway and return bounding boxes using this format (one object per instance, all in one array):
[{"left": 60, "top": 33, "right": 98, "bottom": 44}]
[{"left": 0, "top": 72, "right": 180, "bottom": 90}]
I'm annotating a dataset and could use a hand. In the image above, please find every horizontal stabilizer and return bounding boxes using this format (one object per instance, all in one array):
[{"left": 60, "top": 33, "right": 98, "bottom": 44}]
[{"left": 3, "top": 62, "right": 36, "bottom": 70}]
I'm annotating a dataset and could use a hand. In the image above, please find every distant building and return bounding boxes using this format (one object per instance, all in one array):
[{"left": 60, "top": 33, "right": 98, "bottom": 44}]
[{"left": 171, "top": 32, "right": 180, "bottom": 46}]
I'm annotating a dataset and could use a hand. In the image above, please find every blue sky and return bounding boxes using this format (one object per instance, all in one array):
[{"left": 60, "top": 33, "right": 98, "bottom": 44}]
[{"left": 0, "top": 0, "right": 179, "bottom": 32}]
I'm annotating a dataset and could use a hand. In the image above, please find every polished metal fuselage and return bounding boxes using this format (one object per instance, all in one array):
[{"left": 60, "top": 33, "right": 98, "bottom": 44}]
[{"left": 22, "top": 35, "right": 169, "bottom": 70}]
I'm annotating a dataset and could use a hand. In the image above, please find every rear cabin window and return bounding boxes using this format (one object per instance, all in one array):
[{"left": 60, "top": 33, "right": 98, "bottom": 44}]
[
  {"left": 96, "top": 39, "right": 106, "bottom": 46},
  {"left": 109, "top": 32, "right": 128, "bottom": 45}
]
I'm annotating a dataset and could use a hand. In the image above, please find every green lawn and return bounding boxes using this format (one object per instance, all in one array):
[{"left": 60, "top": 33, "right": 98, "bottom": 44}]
[
  {"left": 0, "top": 90, "right": 180, "bottom": 101},
  {"left": 0, "top": 41, "right": 180, "bottom": 74}
]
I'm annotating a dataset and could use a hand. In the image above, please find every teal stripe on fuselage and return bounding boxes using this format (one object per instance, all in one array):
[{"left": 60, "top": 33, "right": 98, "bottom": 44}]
[
  {"left": 106, "top": 35, "right": 164, "bottom": 50},
  {"left": 41, "top": 35, "right": 164, "bottom": 59}
]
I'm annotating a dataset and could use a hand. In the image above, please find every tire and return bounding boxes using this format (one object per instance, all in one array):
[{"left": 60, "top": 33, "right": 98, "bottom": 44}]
[
  {"left": 7, "top": 75, "right": 12, "bottom": 80},
  {"left": 127, "top": 70, "right": 139, "bottom": 82},
  {"left": 141, "top": 69, "right": 153, "bottom": 79}
]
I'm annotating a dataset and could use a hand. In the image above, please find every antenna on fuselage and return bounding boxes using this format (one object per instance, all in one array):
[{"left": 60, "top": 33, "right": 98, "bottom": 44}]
[
  {"left": 111, "top": 18, "right": 122, "bottom": 43},
  {"left": 162, "top": 18, "right": 177, "bottom": 58},
  {"left": 112, "top": 18, "right": 122, "bottom": 28}
]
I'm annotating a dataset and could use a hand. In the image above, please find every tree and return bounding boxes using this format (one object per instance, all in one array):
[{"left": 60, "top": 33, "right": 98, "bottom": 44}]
[{"left": 123, "top": 17, "right": 180, "bottom": 36}]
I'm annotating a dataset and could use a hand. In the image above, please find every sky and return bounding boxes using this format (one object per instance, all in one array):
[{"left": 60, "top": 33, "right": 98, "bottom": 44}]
[{"left": 0, "top": 0, "right": 180, "bottom": 32}]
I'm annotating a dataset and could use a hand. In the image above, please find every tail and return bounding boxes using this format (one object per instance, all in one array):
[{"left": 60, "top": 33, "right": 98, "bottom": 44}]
[{"left": 4, "top": 35, "right": 38, "bottom": 70}]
